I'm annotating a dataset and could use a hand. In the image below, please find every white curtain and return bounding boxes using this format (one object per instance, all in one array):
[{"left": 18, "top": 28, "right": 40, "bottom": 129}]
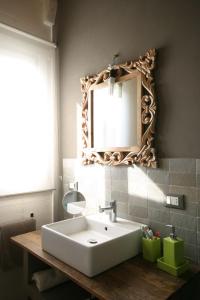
[{"left": 0, "top": 25, "right": 57, "bottom": 196}]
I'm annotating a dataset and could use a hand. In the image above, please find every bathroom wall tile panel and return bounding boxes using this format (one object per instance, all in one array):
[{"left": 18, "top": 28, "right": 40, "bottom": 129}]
[
  {"left": 196, "top": 159, "right": 200, "bottom": 174},
  {"left": 78, "top": 177, "right": 106, "bottom": 208},
  {"left": 104, "top": 165, "right": 111, "bottom": 180},
  {"left": 62, "top": 158, "right": 75, "bottom": 170},
  {"left": 76, "top": 164, "right": 95, "bottom": 182},
  {"left": 117, "top": 202, "right": 128, "bottom": 218},
  {"left": 125, "top": 215, "right": 150, "bottom": 226},
  {"left": 128, "top": 194, "right": 148, "bottom": 208},
  {"left": 147, "top": 168, "right": 169, "bottom": 185},
  {"left": 63, "top": 174, "right": 74, "bottom": 184},
  {"left": 170, "top": 201, "right": 197, "bottom": 217},
  {"left": 159, "top": 159, "right": 169, "bottom": 170},
  {"left": 196, "top": 188, "right": 200, "bottom": 202},
  {"left": 184, "top": 243, "right": 197, "bottom": 263},
  {"left": 170, "top": 213, "right": 196, "bottom": 231},
  {"left": 128, "top": 165, "right": 147, "bottom": 177},
  {"left": 169, "top": 185, "right": 197, "bottom": 202},
  {"left": 128, "top": 205, "right": 148, "bottom": 219},
  {"left": 105, "top": 179, "right": 111, "bottom": 192},
  {"left": 110, "top": 166, "right": 128, "bottom": 180},
  {"left": 197, "top": 217, "right": 200, "bottom": 231},
  {"left": 196, "top": 174, "right": 200, "bottom": 188},
  {"left": 78, "top": 179, "right": 95, "bottom": 195},
  {"left": 63, "top": 158, "right": 76, "bottom": 177},
  {"left": 148, "top": 221, "right": 169, "bottom": 237},
  {"left": 197, "top": 232, "right": 200, "bottom": 246},
  {"left": 147, "top": 183, "right": 168, "bottom": 207},
  {"left": 148, "top": 207, "right": 170, "bottom": 224},
  {"left": 128, "top": 167, "right": 148, "bottom": 201},
  {"left": 148, "top": 199, "right": 166, "bottom": 210},
  {"left": 175, "top": 228, "right": 197, "bottom": 245},
  {"left": 169, "top": 173, "right": 196, "bottom": 187},
  {"left": 169, "top": 186, "right": 197, "bottom": 216},
  {"left": 62, "top": 158, "right": 200, "bottom": 263},
  {"left": 111, "top": 191, "right": 128, "bottom": 203},
  {"left": 111, "top": 179, "right": 128, "bottom": 193},
  {"left": 169, "top": 158, "right": 196, "bottom": 173},
  {"left": 105, "top": 189, "right": 112, "bottom": 203}
]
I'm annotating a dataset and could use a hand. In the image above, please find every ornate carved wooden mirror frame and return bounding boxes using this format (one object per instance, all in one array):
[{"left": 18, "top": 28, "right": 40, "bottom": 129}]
[{"left": 81, "top": 49, "right": 157, "bottom": 167}]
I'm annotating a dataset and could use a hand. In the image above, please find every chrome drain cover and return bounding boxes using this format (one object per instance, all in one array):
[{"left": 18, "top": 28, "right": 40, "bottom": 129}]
[{"left": 87, "top": 238, "right": 98, "bottom": 244}]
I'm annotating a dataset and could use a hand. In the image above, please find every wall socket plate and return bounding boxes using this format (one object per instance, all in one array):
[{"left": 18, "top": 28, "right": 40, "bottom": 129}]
[{"left": 165, "top": 194, "right": 185, "bottom": 210}]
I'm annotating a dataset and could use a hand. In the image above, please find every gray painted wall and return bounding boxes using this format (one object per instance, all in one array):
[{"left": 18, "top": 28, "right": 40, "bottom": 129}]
[
  {"left": 58, "top": 0, "right": 200, "bottom": 158},
  {"left": 58, "top": 0, "right": 200, "bottom": 264}
]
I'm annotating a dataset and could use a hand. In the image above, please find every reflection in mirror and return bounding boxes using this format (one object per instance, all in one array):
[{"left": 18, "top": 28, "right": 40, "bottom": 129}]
[
  {"left": 62, "top": 191, "right": 86, "bottom": 216},
  {"left": 92, "top": 74, "right": 141, "bottom": 149},
  {"left": 81, "top": 48, "right": 157, "bottom": 167}
]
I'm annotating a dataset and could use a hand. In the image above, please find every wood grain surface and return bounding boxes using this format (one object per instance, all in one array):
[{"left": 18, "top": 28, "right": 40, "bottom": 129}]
[{"left": 11, "top": 230, "right": 200, "bottom": 300}]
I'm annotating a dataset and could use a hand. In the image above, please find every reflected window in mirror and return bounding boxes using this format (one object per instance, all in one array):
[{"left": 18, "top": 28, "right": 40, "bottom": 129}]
[{"left": 91, "top": 72, "right": 141, "bottom": 150}]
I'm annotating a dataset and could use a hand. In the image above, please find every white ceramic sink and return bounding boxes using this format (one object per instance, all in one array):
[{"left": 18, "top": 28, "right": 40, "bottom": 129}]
[{"left": 41, "top": 214, "right": 143, "bottom": 277}]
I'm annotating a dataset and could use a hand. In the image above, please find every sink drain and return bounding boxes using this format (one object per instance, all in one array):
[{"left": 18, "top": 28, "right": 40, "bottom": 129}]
[{"left": 87, "top": 238, "right": 98, "bottom": 244}]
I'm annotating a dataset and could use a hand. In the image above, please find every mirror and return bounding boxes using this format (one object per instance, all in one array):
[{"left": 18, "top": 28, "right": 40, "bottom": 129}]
[
  {"left": 62, "top": 191, "right": 86, "bottom": 216},
  {"left": 81, "top": 49, "right": 157, "bottom": 167}
]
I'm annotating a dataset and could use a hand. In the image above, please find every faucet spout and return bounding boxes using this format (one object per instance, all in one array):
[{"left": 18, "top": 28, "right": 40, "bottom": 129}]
[{"left": 99, "top": 200, "right": 117, "bottom": 222}]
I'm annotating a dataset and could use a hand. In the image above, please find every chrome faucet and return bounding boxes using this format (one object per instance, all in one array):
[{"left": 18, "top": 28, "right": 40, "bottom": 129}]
[{"left": 99, "top": 200, "right": 117, "bottom": 222}]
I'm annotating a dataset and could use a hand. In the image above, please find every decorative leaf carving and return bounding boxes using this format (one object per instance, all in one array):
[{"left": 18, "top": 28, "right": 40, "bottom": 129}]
[{"left": 81, "top": 49, "right": 157, "bottom": 168}]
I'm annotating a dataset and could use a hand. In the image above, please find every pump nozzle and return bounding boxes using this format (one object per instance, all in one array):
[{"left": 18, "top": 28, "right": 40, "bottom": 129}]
[{"left": 166, "top": 224, "right": 177, "bottom": 240}]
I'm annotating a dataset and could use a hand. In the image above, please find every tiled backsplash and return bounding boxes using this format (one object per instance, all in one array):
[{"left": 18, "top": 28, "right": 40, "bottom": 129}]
[{"left": 62, "top": 158, "right": 200, "bottom": 263}]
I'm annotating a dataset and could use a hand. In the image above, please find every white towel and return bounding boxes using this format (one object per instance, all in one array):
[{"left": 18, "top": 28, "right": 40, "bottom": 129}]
[{"left": 32, "top": 268, "right": 69, "bottom": 292}]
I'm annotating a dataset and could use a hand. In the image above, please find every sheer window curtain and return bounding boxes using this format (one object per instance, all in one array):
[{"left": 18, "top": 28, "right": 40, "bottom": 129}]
[{"left": 0, "top": 25, "right": 57, "bottom": 196}]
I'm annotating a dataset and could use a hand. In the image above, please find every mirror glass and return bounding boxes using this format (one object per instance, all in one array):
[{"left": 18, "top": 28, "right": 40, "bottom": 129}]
[
  {"left": 92, "top": 75, "right": 141, "bottom": 150},
  {"left": 62, "top": 191, "right": 86, "bottom": 216}
]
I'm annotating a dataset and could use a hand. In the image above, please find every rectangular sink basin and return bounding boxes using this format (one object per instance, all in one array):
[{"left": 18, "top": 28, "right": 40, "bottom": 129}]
[{"left": 41, "top": 214, "right": 143, "bottom": 277}]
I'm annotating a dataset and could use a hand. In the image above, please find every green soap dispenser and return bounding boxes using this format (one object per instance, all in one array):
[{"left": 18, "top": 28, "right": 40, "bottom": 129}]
[
  {"left": 163, "top": 225, "right": 184, "bottom": 267},
  {"left": 157, "top": 224, "right": 189, "bottom": 276}
]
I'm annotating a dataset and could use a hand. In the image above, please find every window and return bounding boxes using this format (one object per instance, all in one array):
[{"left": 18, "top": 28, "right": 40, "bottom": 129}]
[{"left": 0, "top": 25, "right": 57, "bottom": 196}]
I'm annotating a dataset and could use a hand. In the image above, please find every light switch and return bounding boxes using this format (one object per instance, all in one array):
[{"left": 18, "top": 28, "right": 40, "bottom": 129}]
[
  {"left": 165, "top": 195, "right": 184, "bottom": 210},
  {"left": 166, "top": 196, "right": 171, "bottom": 204}
]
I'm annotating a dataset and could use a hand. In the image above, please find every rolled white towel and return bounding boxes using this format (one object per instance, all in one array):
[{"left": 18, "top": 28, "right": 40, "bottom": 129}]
[{"left": 32, "top": 268, "right": 69, "bottom": 292}]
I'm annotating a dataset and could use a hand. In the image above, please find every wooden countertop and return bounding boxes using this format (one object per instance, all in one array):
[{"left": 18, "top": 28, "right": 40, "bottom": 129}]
[{"left": 11, "top": 230, "right": 200, "bottom": 300}]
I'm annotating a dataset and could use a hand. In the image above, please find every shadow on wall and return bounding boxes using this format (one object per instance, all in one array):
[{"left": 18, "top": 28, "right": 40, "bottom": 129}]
[{"left": 62, "top": 158, "right": 200, "bottom": 263}]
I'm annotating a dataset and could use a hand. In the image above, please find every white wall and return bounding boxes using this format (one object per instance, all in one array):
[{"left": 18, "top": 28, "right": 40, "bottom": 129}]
[
  {"left": 0, "top": 2, "right": 59, "bottom": 299},
  {"left": 0, "top": 0, "right": 58, "bottom": 241},
  {"left": 0, "top": 191, "right": 53, "bottom": 228},
  {"left": 0, "top": 0, "right": 59, "bottom": 230}
]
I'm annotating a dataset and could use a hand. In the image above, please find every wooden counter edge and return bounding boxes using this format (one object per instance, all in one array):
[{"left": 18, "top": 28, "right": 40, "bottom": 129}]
[{"left": 11, "top": 230, "right": 200, "bottom": 300}]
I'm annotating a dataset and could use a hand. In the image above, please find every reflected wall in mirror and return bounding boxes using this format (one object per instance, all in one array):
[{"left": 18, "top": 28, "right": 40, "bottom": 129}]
[
  {"left": 81, "top": 49, "right": 157, "bottom": 167},
  {"left": 92, "top": 72, "right": 141, "bottom": 149}
]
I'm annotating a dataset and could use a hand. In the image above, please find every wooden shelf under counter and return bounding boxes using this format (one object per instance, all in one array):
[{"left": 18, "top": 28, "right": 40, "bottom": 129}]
[{"left": 11, "top": 230, "right": 200, "bottom": 300}]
